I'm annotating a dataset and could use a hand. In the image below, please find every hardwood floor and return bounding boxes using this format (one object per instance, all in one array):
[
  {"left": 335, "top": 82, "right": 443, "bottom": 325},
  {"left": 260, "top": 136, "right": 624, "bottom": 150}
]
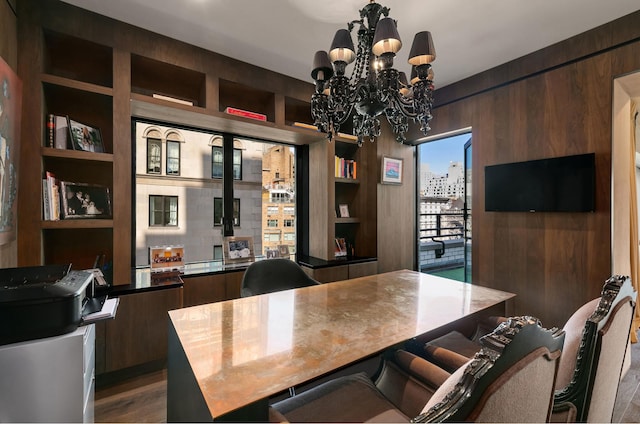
[
  {"left": 95, "top": 343, "right": 640, "bottom": 423},
  {"left": 95, "top": 369, "right": 167, "bottom": 423}
]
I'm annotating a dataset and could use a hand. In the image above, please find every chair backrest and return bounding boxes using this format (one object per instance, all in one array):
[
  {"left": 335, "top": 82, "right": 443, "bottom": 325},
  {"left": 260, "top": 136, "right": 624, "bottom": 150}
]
[
  {"left": 413, "top": 316, "right": 565, "bottom": 423},
  {"left": 553, "top": 274, "right": 636, "bottom": 422},
  {"left": 240, "top": 258, "right": 320, "bottom": 297}
]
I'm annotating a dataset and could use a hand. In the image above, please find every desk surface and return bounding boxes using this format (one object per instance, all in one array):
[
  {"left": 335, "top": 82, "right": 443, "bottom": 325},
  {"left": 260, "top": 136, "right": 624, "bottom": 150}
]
[{"left": 168, "top": 269, "right": 515, "bottom": 419}]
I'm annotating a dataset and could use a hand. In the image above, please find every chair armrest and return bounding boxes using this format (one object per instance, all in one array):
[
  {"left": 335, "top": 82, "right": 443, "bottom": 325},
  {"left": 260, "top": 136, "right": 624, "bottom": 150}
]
[
  {"left": 424, "top": 345, "right": 470, "bottom": 372},
  {"left": 393, "top": 350, "right": 451, "bottom": 388},
  {"left": 269, "top": 406, "right": 290, "bottom": 423}
]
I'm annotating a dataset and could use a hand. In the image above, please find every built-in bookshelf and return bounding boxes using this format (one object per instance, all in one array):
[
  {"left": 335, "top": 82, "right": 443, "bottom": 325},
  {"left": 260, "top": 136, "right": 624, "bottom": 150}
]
[
  {"left": 18, "top": 0, "right": 376, "bottom": 284},
  {"left": 308, "top": 137, "right": 377, "bottom": 260}
]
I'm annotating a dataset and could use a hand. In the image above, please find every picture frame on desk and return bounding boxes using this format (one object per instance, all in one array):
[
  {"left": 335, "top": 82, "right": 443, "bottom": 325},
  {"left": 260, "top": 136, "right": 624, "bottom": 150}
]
[
  {"left": 60, "top": 181, "right": 112, "bottom": 219},
  {"left": 68, "top": 118, "right": 104, "bottom": 153},
  {"left": 223, "top": 236, "right": 255, "bottom": 264},
  {"left": 381, "top": 156, "right": 403, "bottom": 185},
  {"left": 149, "top": 245, "right": 185, "bottom": 272}
]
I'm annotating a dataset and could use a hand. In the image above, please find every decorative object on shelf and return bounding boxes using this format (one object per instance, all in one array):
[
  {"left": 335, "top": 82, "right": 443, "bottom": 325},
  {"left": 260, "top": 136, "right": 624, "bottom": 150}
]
[
  {"left": 68, "top": 118, "right": 104, "bottom": 153},
  {"left": 310, "top": 1, "right": 436, "bottom": 146},
  {"left": 0, "top": 56, "right": 22, "bottom": 245},
  {"left": 223, "top": 236, "right": 255, "bottom": 264},
  {"left": 60, "top": 181, "right": 112, "bottom": 219},
  {"left": 339, "top": 204, "right": 350, "bottom": 218},
  {"left": 224, "top": 106, "right": 267, "bottom": 122},
  {"left": 149, "top": 245, "right": 185, "bottom": 273},
  {"left": 335, "top": 237, "right": 347, "bottom": 257},
  {"left": 381, "top": 156, "right": 403, "bottom": 184}
]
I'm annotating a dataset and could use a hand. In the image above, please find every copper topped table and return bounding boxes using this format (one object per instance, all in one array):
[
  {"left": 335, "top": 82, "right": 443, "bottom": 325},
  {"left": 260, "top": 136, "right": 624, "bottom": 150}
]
[{"left": 167, "top": 269, "right": 515, "bottom": 422}]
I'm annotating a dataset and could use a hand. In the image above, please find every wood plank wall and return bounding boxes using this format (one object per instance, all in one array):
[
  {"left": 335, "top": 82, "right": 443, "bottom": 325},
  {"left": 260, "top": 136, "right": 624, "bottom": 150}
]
[
  {"left": 425, "top": 11, "right": 640, "bottom": 327},
  {"left": 0, "top": 0, "right": 18, "bottom": 269}
]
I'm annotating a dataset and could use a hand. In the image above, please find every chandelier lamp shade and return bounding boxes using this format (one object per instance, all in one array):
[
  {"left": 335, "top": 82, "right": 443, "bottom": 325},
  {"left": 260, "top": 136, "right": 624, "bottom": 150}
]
[{"left": 311, "top": 1, "right": 436, "bottom": 146}]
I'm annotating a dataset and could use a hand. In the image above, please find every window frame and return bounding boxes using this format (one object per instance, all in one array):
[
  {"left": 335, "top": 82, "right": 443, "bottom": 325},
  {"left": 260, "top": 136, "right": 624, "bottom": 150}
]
[
  {"left": 147, "top": 138, "right": 162, "bottom": 174},
  {"left": 166, "top": 140, "right": 181, "bottom": 176},
  {"left": 214, "top": 197, "right": 241, "bottom": 227},
  {"left": 149, "top": 195, "right": 178, "bottom": 227}
]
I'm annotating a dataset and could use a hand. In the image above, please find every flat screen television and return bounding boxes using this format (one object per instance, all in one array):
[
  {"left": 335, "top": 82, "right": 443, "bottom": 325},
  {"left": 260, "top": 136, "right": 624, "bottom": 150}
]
[{"left": 485, "top": 153, "right": 595, "bottom": 212}]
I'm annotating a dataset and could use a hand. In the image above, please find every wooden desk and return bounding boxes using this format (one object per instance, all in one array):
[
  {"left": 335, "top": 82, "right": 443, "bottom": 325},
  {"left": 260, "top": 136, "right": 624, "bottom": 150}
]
[{"left": 167, "top": 270, "right": 515, "bottom": 422}]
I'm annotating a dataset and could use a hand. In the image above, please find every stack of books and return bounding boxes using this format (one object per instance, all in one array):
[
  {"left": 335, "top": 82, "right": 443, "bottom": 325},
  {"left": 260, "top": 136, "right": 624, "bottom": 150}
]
[{"left": 335, "top": 156, "right": 357, "bottom": 179}]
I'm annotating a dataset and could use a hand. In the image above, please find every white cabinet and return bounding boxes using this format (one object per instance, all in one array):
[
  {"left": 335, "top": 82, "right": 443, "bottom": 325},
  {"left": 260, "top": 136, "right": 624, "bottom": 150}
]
[{"left": 0, "top": 324, "right": 95, "bottom": 423}]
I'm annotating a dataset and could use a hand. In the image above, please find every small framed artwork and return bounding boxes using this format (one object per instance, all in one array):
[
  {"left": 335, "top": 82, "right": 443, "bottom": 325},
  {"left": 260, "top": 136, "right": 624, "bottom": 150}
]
[
  {"left": 60, "top": 181, "right": 112, "bottom": 219},
  {"left": 338, "top": 204, "right": 350, "bottom": 218},
  {"left": 265, "top": 248, "right": 280, "bottom": 259},
  {"left": 149, "top": 245, "right": 185, "bottom": 272},
  {"left": 278, "top": 244, "right": 290, "bottom": 258},
  {"left": 381, "top": 156, "right": 403, "bottom": 185},
  {"left": 223, "top": 236, "right": 255, "bottom": 264},
  {"left": 68, "top": 118, "right": 104, "bottom": 153}
]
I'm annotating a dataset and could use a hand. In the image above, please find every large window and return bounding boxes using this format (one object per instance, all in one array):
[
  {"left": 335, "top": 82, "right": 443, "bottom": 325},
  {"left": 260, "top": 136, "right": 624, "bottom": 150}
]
[
  {"left": 149, "top": 195, "right": 178, "bottom": 226},
  {"left": 134, "top": 121, "right": 297, "bottom": 267},
  {"left": 166, "top": 141, "right": 180, "bottom": 175},
  {"left": 147, "top": 138, "right": 161, "bottom": 174}
]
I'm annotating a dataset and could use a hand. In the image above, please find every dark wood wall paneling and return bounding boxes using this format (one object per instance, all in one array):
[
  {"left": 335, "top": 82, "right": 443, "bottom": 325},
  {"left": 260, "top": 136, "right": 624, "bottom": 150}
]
[
  {"left": 426, "top": 10, "right": 640, "bottom": 327},
  {"left": 0, "top": 0, "right": 18, "bottom": 268}
]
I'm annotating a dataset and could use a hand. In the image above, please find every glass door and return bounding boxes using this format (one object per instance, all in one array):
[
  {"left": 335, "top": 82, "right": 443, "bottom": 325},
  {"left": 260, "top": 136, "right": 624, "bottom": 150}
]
[{"left": 463, "top": 138, "right": 472, "bottom": 282}]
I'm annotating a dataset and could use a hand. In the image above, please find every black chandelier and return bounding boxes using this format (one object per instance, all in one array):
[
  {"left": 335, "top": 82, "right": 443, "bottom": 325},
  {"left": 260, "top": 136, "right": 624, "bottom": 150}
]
[{"left": 311, "top": 1, "right": 436, "bottom": 146}]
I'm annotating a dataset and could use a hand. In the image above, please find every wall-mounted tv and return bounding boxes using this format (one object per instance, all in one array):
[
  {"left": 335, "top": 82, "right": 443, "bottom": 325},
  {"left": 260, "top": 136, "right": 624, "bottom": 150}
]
[{"left": 485, "top": 153, "right": 595, "bottom": 212}]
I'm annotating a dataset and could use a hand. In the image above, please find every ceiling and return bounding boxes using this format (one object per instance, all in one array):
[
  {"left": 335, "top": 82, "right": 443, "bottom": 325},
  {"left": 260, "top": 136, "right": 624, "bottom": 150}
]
[{"left": 60, "top": 0, "right": 639, "bottom": 89}]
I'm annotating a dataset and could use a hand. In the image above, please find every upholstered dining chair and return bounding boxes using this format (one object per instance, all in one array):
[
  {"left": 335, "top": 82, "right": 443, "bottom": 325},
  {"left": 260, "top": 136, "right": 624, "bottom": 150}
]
[
  {"left": 240, "top": 258, "right": 320, "bottom": 297},
  {"left": 414, "top": 275, "right": 636, "bottom": 423},
  {"left": 270, "top": 316, "right": 565, "bottom": 423}
]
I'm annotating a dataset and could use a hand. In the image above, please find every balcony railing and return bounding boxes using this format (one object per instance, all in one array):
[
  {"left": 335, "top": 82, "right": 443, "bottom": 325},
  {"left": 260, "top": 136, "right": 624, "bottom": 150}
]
[{"left": 418, "top": 212, "right": 464, "bottom": 242}]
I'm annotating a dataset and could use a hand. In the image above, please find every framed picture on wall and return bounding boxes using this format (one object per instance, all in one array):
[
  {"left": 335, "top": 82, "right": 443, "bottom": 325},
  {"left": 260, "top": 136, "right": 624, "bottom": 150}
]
[
  {"left": 381, "top": 156, "right": 403, "bottom": 185},
  {"left": 223, "top": 236, "right": 255, "bottom": 264}
]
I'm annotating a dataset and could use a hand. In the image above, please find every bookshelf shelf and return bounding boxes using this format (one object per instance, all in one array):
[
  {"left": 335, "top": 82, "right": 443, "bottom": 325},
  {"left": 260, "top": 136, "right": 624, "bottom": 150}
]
[{"left": 41, "top": 219, "right": 114, "bottom": 230}]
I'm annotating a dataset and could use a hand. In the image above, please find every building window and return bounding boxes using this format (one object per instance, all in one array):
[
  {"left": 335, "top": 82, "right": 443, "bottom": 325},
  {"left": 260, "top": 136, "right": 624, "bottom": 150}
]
[
  {"left": 283, "top": 206, "right": 295, "bottom": 215},
  {"left": 267, "top": 219, "right": 278, "bottom": 228},
  {"left": 149, "top": 195, "right": 178, "bottom": 226},
  {"left": 166, "top": 141, "right": 180, "bottom": 175},
  {"left": 284, "top": 219, "right": 294, "bottom": 227},
  {"left": 284, "top": 233, "right": 295, "bottom": 241},
  {"left": 211, "top": 146, "right": 223, "bottom": 178},
  {"left": 213, "top": 245, "right": 223, "bottom": 260},
  {"left": 233, "top": 149, "right": 242, "bottom": 180},
  {"left": 264, "top": 233, "right": 280, "bottom": 242},
  {"left": 267, "top": 206, "right": 279, "bottom": 215},
  {"left": 214, "top": 197, "right": 240, "bottom": 226},
  {"left": 147, "top": 138, "right": 161, "bottom": 174}
]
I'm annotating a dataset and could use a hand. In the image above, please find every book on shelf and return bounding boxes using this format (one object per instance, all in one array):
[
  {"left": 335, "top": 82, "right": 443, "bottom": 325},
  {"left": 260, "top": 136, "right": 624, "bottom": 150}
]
[
  {"left": 334, "top": 156, "right": 357, "bottom": 179},
  {"left": 45, "top": 114, "right": 70, "bottom": 149},
  {"left": 42, "top": 171, "right": 61, "bottom": 221}
]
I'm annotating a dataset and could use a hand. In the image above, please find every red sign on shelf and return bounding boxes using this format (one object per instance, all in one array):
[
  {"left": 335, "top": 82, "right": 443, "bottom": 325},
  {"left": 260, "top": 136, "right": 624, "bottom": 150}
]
[{"left": 224, "top": 107, "right": 267, "bottom": 121}]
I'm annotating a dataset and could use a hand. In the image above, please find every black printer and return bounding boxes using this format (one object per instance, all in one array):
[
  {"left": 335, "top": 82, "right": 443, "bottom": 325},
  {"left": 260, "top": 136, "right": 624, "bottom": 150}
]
[{"left": 0, "top": 264, "right": 95, "bottom": 345}]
